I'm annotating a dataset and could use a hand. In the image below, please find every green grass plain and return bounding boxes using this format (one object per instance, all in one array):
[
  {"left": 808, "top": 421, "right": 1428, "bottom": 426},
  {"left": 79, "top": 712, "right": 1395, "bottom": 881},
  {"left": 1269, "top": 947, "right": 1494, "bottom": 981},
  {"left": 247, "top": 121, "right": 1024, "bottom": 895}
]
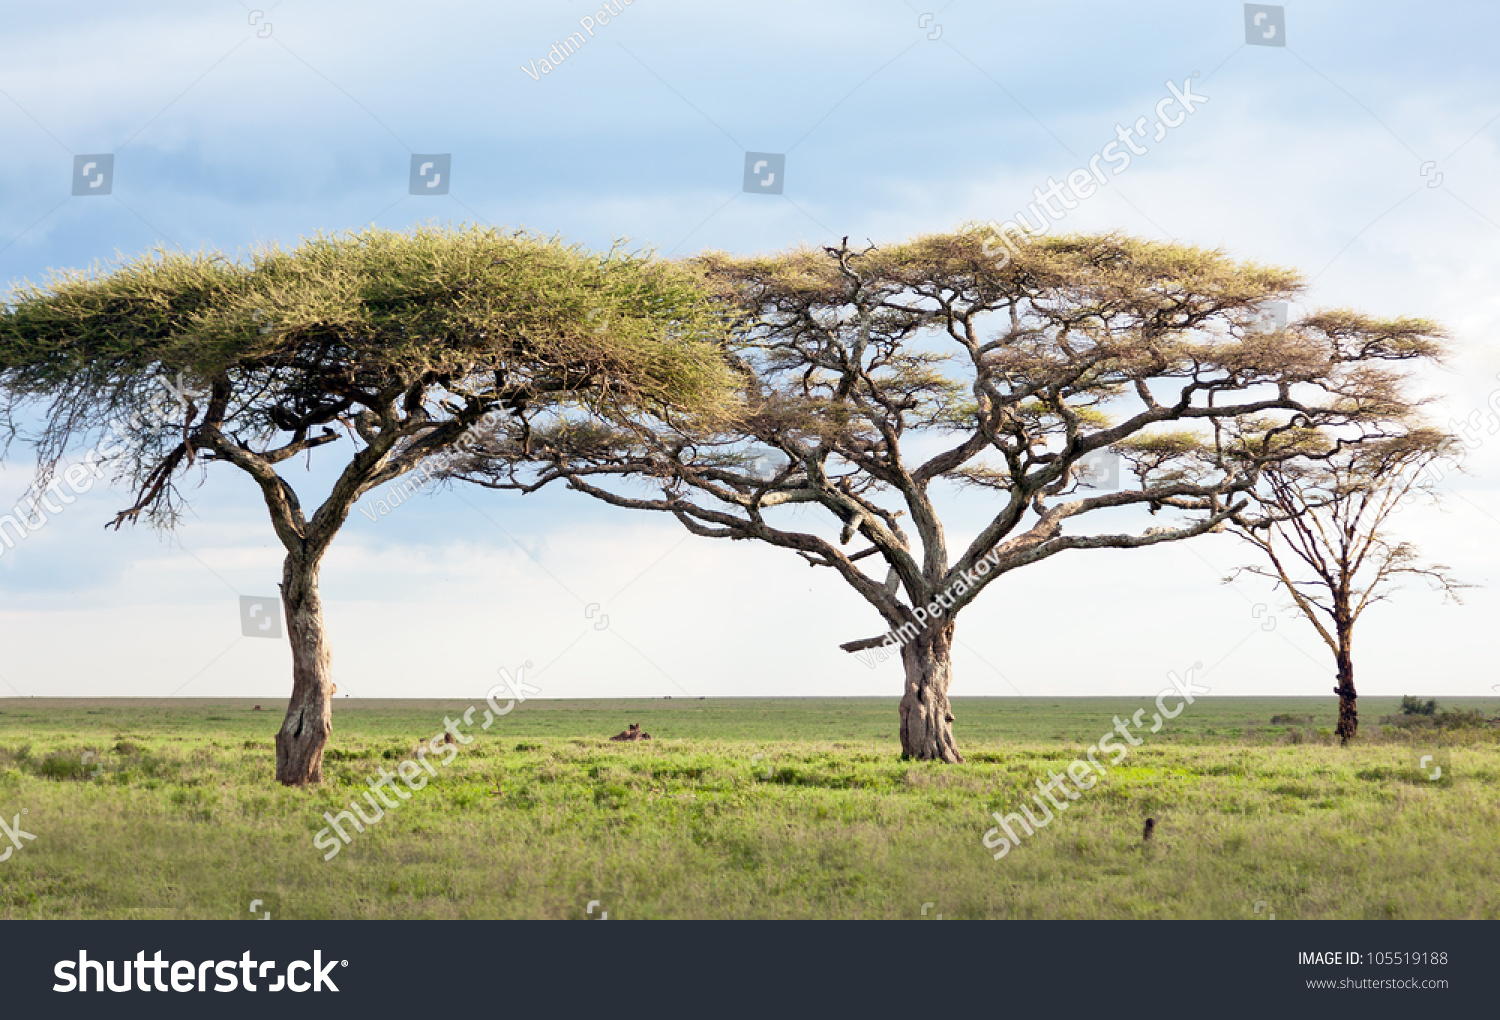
[{"left": 1, "top": 695, "right": 1497, "bottom": 920}]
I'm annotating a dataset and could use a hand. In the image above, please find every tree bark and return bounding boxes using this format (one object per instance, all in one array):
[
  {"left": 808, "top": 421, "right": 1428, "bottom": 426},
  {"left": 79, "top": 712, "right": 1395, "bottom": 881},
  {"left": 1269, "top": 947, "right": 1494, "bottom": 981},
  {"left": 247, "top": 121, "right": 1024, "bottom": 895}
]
[
  {"left": 1333, "top": 624, "right": 1357, "bottom": 746},
  {"left": 274, "top": 551, "right": 334, "bottom": 786},
  {"left": 899, "top": 623, "right": 964, "bottom": 762}
]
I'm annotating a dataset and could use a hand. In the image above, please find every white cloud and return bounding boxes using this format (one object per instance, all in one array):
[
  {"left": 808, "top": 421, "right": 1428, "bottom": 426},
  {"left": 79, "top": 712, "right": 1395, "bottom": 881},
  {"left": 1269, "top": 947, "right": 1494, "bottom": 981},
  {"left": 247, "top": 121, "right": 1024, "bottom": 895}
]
[{"left": 3, "top": 1, "right": 1499, "bottom": 699}]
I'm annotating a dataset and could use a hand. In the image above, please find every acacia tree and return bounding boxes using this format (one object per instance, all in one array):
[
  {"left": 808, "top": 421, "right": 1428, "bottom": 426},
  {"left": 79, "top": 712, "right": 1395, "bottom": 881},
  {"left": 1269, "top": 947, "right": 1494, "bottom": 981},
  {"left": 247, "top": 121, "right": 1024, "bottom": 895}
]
[
  {"left": 448, "top": 229, "right": 1443, "bottom": 761},
  {"left": 0, "top": 225, "right": 736, "bottom": 785},
  {"left": 1226, "top": 428, "right": 1466, "bottom": 745}
]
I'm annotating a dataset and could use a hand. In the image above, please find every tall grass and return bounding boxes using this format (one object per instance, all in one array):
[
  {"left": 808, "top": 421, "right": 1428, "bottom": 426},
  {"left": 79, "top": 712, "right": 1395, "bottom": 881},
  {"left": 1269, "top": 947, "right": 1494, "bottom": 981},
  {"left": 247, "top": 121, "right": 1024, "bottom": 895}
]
[{"left": 0, "top": 697, "right": 1494, "bottom": 919}]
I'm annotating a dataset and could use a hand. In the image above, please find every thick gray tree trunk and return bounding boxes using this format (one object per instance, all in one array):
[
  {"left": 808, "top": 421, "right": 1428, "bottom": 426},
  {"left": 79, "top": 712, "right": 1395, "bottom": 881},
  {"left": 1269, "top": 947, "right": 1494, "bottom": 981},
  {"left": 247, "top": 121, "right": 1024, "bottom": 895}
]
[
  {"left": 274, "top": 552, "right": 334, "bottom": 786},
  {"left": 899, "top": 623, "right": 964, "bottom": 762}
]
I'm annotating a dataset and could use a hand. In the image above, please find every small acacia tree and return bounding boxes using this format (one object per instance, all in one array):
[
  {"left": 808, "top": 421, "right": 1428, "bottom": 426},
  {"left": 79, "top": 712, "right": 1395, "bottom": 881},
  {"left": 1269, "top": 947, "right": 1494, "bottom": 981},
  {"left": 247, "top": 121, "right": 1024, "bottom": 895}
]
[
  {"left": 1227, "top": 428, "right": 1466, "bottom": 745},
  {"left": 0, "top": 225, "right": 736, "bottom": 785},
  {"left": 447, "top": 229, "right": 1443, "bottom": 761}
]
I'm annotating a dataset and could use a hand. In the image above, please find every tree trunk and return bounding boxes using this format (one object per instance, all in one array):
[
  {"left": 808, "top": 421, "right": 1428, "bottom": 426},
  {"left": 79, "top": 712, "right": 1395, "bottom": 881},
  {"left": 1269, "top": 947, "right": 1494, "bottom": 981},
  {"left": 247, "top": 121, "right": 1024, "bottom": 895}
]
[
  {"left": 274, "top": 552, "right": 334, "bottom": 786},
  {"left": 1333, "top": 629, "right": 1357, "bottom": 747},
  {"left": 898, "top": 623, "right": 964, "bottom": 763}
]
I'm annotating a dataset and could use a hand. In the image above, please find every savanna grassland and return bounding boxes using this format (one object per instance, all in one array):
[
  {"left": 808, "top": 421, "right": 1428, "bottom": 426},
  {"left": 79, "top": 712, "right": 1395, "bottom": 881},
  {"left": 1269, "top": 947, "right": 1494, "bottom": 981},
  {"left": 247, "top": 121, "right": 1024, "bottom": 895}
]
[{"left": 0, "top": 696, "right": 1496, "bottom": 920}]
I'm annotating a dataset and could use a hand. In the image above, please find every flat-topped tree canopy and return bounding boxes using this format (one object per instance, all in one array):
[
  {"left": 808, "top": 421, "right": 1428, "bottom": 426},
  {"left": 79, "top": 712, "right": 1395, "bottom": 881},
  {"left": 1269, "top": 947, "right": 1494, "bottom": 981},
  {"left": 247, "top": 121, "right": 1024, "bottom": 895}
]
[
  {"left": 0, "top": 224, "right": 741, "bottom": 785},
  {"left": 0, "top": 224, "right": 739, "bottom": 521},
  {"left": 446, "top": 227, "right": 1445, "bottom": 762}
]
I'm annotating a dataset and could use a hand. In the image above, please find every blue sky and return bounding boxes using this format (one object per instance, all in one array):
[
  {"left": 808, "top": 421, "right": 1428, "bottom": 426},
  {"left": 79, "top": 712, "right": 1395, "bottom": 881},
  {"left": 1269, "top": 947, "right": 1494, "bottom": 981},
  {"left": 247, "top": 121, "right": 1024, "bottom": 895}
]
[{"left": 2, "top": 0, "right": 1498, "bottom": 702}]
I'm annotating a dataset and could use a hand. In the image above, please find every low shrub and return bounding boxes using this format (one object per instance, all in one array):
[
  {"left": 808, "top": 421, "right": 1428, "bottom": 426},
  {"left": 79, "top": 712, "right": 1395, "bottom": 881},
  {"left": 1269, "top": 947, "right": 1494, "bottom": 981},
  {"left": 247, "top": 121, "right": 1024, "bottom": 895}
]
[{"left": 1400, "top": 696, "right": 1437, "bottom": 717}]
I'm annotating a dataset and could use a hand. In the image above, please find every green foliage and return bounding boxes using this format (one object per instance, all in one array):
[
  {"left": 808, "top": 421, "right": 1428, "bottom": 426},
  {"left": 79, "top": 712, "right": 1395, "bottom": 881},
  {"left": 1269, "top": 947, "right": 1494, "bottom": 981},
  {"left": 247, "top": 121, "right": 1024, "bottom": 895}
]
[
  {"left": 0, "top": 225, "right": 736, "bottom": 406},
  {"left": 1434, "top": 708, "right": 1492, "bottom": 730},
  {"left": 34, "top": 752, "right": 92, "bottom": 781},
  {"left": 1401, "top": 695, "right": 1438, "bottom": 716},
  {"left": 0, "top": 225, "right": 741, "bottom": 527}
]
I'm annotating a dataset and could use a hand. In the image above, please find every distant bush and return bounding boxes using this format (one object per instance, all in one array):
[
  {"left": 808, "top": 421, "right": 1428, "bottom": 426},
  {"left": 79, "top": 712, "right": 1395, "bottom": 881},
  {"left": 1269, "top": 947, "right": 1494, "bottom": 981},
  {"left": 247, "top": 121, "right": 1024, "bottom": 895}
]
[
  {"left": 323, "top": 748, "right": 375, "bottom": 762},
  {"left": 1401, "top": 696, "right": 1437, "bottom": 716},
  {"left": 36, "top": 752, "right": 91, "bottom": 781},
  {"left": 1270, "top": 714, "right": 1312, "bottom": 725},
  {"left": 1382, "top": 706, "right": 1498, "bottom": 732},
  {"left": 1435, "top": 708, "right": 1493, "bottom": 730}
]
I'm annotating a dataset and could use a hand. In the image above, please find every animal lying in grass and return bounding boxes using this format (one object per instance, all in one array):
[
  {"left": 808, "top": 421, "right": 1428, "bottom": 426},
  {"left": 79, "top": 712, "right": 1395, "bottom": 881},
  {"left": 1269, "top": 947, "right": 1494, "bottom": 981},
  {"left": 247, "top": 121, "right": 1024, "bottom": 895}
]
[
  {"left": 412, "top": 731, "right": 457, "bottom": 757},
  {"left": 608, "top": 723, "right": 651, "bottom": 742}
]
